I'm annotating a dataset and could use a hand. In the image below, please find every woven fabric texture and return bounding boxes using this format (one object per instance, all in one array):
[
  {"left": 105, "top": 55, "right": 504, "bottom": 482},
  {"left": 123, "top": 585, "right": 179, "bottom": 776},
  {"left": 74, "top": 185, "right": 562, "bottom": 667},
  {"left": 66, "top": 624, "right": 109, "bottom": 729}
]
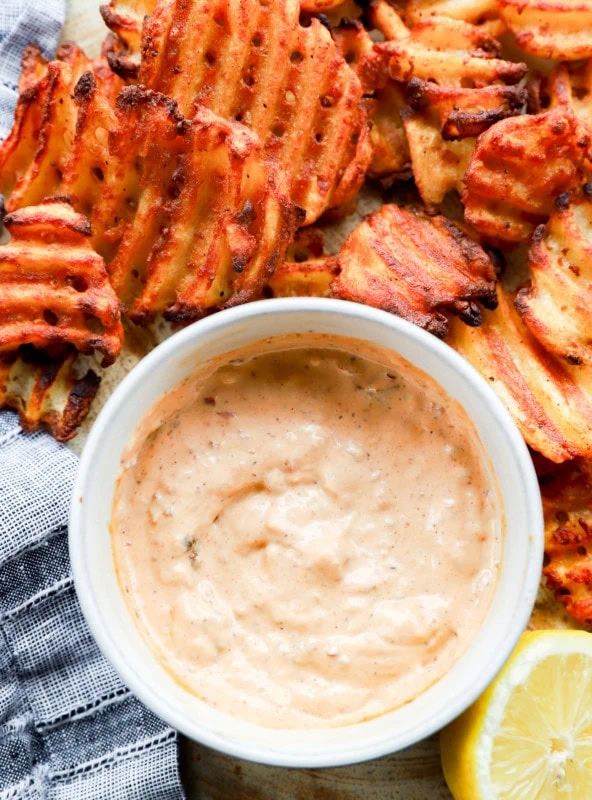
[{"left": 0, "top": 412, "right": 185, "bottom": 799}]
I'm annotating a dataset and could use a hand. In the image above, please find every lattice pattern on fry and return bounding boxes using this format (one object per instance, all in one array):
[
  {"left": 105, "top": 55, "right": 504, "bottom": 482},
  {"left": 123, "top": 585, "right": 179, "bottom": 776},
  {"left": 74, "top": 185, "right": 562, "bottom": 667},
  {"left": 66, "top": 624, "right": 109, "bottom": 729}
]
[
  {"left": 376, "top": 17, "right": 525, "bottom": 86},
  {"left": 499, "top": 0, "right": 592, "bottom": 61},
  {"left": 0, "top": 199, "right": 123, "bottom": 366},
  {"left": 407, "top": 78, "right": 527, "bottom": 140},
  {"left": 0, "top": 43, "right": 121, "bottom": 217},
  {"left": 404, "top": 0, "right": 506, "bottom": 36},
  {"left": 136, "top": 0, "right": 371, "bottom": 223},
  {"left": 0, "top": 346, "right": 100, "bottom": 441},
  {"left": 448, "top": 288, "right": 592, "bottom": 463},
  {"left": 539, "top": 458, "right": 592, "bottom": 626},
  {"left": 332, "top": 204, "right": 497, "bottom": 336},
  {"left": 462, "top": 108, "right": 591, "bottom": 243},
  {"left": 372, "top": 17, "right": 527, "bottom": 203},
  {"left": 515, "top": 187, "right": 592, "bottom": 366},
  {"left": 102, "top": 87, "right": 300, "bottom": 322}
]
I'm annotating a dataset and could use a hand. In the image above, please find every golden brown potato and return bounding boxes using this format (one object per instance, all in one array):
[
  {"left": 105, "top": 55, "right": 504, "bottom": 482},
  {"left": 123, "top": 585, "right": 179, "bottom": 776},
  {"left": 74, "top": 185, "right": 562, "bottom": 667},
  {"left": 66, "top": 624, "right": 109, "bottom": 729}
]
[
  {"left": 448, "top": 288, "right": 592, "bottom": 462},
  {"left": 136, "top": 0, "right": 371, "bottom": 223},
  {"left": 373, "top": 18, "right": 526, "bottom": 204},
  {"left": 366, "top": 0, "right": 411, "bottom": 41},
  {"left": 330, "top": 18, "right": 385, "bottom": 93},
  {"left": 550, "top": 60, "right": 592, "bottom": 137},
  {"left": 499, "top": 0, "right": 592, "bottom": 61},
  {"left": 406, "top": 78, "right": 527, "bottom": 140},
  {"left": 516, "top": 187, "right": 592, "bottom": 366},
  {"left": 332, "top": 204, "right": 497, "bottom": 335},
  {"left": 300, "top": 0, "right": 346, "bottom": 9},
  {"left": 400, "top": 110, "right": 475, "bottom": 204},
  {"left": 0, "top": 199, "right": 123, "bottom": 366},
  {"left": 539, "top": 458, "right": 592, "bottom": 626},
  {"left": 0, "top": 346, "right": 100, "bottom": 442},
  {"left": 0, "top": 44, "right": 122, "bottom": 215},
  {"left": 404, "top": 0, "right": 506, "bottom": 37},
  {"left": 266, "top": 258, "right": 339, "bottom": 298},
  {"left": 462, "top": 108, "right": 591, "bottom": 243},
  {"left": 376, "top": 17, "right": 525, "bottom": 86},
  {"left": 100, "top": 0, "right": 157, "bottom": 54},
  {"left": 368, "top": 84, "right": 411, "bottom": 181},
  {"left": 103, "top": 87, "right": 300, "bottom": 322}
]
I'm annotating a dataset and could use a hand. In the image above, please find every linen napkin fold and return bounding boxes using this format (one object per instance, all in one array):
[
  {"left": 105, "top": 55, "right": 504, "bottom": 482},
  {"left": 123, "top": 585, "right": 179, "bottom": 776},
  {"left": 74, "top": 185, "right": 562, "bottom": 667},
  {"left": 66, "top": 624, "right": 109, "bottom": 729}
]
[
  {"left": 0, "top": 2, "right": 185, "bottom": 797},
  {"left": 0, "top": 413, "right": 185, "bottom": 800}
]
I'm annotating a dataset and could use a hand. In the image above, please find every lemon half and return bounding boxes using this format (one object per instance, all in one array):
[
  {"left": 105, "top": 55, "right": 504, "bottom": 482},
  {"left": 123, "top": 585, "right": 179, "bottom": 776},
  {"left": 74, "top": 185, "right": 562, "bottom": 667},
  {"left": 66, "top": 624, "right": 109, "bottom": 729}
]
[{"left": 441, "top": 630, "right": 592, "bottom": 799}]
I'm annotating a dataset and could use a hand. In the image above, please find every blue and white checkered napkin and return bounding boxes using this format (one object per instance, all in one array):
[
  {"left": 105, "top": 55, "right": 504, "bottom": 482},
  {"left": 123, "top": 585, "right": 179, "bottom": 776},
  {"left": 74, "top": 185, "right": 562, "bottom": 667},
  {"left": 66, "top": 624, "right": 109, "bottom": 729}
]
[{"left": 0, "top": 4, "right": 185, "bottom": 798}]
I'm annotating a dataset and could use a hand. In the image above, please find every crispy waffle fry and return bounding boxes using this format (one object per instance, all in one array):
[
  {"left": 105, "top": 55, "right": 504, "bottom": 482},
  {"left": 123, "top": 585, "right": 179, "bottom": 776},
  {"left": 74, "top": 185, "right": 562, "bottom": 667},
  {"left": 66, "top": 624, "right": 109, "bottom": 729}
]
[
  {"left": 516, "top": 187, "right": 592, "bottom": 366},
  {"left": 330, "top": 18, "right": 383, "bottom": 92},
  {"left": 103, "top": 87, "right": 299, "bottom": 321},
  {"left": 328, "top": 16, "right": 410, "bottom": 181},
  {"left": 0, "top": 199, "right": 123, "bottom": 366},
  {"left": 368, "top": 84, "right": 411, "bottom": 181},
  {"left": 448, "top": 288, "right": 592, "bottom": 462},
  {"left": 407, "top": 78, "right": 527, "bottom": 140},
  {"left": 404, "top": 0, "right": 506, "bottom": 36},
  {"left": 0, "top": 346, "right": 100, "bottom": 441},
  {"left": 137, "top": 0, "right": 371, "bottom": 223},
  {"left": 499, "top": 0, "right": 592, "bottom": 61},
  {"left": 373, "top": 19, "right": 526, "bottom": 203},
  {"left": 301, "top": 0, "right": 346, "bottom": 9},
  {"left": 550, "top": 60, "right": 592, "bottom": 136},
  {"left": 0, "top": 44, "right": 122, "bottom": 215},
  {"left": 266, "top": 258, "right": 339, "bottom": 298},
  {"left": 100, "top": 0, "right": 157, "bottom": 54},
  {"left": 332, "top": 204, "right": 497, "bottom": 335},
  {"left": 462, "top": 108, "right": 591, "bottom": 243},
  {"left": 376, "top": 17, "right": 525, "bottom": 86},
  {"left": 367, "top": 0, "right": 411, "bottom": 41},
  {"left": 400, "top": 110, "right": 475, "bottom": 204},
  {"left": 539, "top": 458, "right": 592, "bottom": 626}
]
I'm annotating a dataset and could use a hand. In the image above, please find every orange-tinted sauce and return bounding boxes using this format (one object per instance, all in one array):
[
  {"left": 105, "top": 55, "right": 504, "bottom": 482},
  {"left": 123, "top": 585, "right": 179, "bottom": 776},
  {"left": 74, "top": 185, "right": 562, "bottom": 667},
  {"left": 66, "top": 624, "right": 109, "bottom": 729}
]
[{"left": 111, "top": 336, "right": 501, "bottom": 728}]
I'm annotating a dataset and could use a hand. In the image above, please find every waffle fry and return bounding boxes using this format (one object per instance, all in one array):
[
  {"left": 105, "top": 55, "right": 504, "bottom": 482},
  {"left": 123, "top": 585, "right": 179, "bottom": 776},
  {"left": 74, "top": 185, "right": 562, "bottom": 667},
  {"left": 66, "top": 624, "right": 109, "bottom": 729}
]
[
  {"left": 368, "top": 84, "right": 411, "bottom": 181},
  {"left": 374, "top": 18, "right": 526, "bottom": 203},
  {"left": 0, "top": 346, "right": 100, "bottom": 441},
  {"left": 332, "top": 204, "right": 497, "bottom": 336},
  {"left": 462, "top": 108, "right": 591, "bottom": 243},
  {"left": 103, "top": 87, "right": 299, "bottom": 321},
  {"left": 266, "top": 258, "right": 339, "bottom": 298},
  {"left": 100, "top": 0, "right": 156, "bottom": 54},
  {"left": 539, "top": 458, "right": 592, "bottom": 626},
  {"left": 407, "top": 78, "right": 527, "bottom": 140},
  {"left": 376, "top": 17, "right": 525, "bottom": 86},
  {"left": 499, "top": 0, "right": 592, "bottom": 61},
  {"left": 0, "top": 199, "right": 123, "bottom": 366},
  {"left": 367, "top": 0, "right": 411, "bottom": 41},
  {"left": 404, "top": 0, "right": 506, "bottom": 36},
  {"left": 449, "top": 288, "right": 592, "bottom": 462},
  {"left": 550, "top": 60, "right": 592, "bottom": 137},
  {"left": 137, "top": 0, "right": 371, "bottom": 223},
  {"left": 0, "top": 44, "right": 121, "bottom": 216},
  {"left": 516, "top": 187, "right": 592, "bottom": 366}
]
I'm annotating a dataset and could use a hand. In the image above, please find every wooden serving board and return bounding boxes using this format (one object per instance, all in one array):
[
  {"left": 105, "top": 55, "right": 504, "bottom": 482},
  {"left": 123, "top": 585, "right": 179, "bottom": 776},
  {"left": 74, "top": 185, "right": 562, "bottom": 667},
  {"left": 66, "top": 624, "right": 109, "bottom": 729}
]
[{"left": 60, "top": 3, "right": 579, "bottom": 796}]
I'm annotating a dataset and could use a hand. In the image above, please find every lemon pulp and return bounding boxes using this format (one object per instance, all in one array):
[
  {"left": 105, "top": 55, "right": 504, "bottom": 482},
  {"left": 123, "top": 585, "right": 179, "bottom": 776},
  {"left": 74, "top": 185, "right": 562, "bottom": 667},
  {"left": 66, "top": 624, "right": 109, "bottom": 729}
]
[{"left": 441, "top": 631, "right": 592, "bottom": 800}]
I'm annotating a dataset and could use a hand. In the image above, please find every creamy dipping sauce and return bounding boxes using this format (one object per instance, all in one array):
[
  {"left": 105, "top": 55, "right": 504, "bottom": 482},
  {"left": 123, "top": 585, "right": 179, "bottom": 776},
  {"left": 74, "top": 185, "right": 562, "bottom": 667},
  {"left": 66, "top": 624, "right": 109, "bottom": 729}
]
[{"left": 111, "top": 335, "right": 501, "bottom": 728}]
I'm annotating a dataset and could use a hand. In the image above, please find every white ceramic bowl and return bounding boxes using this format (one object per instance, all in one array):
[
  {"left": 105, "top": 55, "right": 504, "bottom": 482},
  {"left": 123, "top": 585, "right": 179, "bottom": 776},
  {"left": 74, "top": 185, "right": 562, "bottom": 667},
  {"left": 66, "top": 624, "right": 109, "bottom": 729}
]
[{"left": 69, "top": 297, "right": 543, "bottom": 768}]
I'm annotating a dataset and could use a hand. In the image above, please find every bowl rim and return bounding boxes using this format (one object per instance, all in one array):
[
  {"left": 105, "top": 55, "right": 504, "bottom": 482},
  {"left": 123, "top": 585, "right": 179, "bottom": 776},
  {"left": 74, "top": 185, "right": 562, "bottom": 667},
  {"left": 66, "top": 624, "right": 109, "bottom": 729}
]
[{"left": 69, "top": 296, "right": 543, "bottom": 768}]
